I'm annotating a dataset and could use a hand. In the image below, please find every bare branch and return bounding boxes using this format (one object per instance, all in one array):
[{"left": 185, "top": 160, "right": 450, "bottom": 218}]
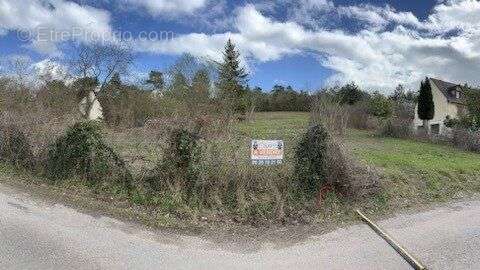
[{"left": 69, "top": 42, "right": 134, "bottom": 88}]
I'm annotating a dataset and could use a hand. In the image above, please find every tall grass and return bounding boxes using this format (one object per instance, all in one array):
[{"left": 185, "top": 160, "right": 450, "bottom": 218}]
[
  {"left": 308, "top": 97, "right": 381, "bottom": 200},
  {"left": 310, "top": 96, "right": 348, "bottom": 136},
  {"left": 143, "top": 120, "right": 299, "bottom": 223}
]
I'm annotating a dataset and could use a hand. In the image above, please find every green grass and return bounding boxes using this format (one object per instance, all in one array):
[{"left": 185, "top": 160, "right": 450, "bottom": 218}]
[
  {"left": 346, "top": 129, "right": 480, "bottom": 208},
  {"left": 236, "top": 112, "right": 310, "bottom": 140},
  {"left": 347, "top": 129, "right": 480, "bottom": 174},
  {"left": 242, "top": 112, "right": 480, "bottom": 214},
  {"left": 236, "top": 112, "right": 310, "bottom": 162}
]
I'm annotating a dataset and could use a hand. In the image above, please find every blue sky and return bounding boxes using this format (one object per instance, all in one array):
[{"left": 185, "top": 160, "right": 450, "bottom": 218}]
[{"left": 1, "top": 0, "right": 480, "bottom": 93}]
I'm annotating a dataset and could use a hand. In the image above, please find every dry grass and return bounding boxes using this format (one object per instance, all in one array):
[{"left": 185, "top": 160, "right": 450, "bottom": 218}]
[
  {"left": 310, "top": 96, "right": 348, "bottom": 136},
  {"left": 1, "top": 111, "right": 479, "bottom": 230},
  {"left": 326, "top": 138, "right": 380, "bottom": 199},
  {"left": 0, "top": 109, "right": 78, "bottom": 157}
]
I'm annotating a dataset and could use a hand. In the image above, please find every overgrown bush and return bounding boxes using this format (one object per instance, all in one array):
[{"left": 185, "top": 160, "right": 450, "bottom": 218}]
[
  {"left": 378, "top": 118, "right": 413, "bottom": 139},
  {"left": 0, "top": 107, "right": 78, "bottom": 171},
  {"left": 294, "top": 124, "right": 329, "bottom": 198},
  {"left": 451, "top": 128, "right": 480, "bottom": 153},
  {"left": 195, "top": 137, "right": 292, "bottom": 221},
  {"left": 368, "top": 92, "right": 393, "bottom": 118},
  {"left": 147, "top": 127, "right": 201, "bottom": 196},
  {"left": 295, "top": 122, "right": 380, "bottom": 201},
  {"left": 0, "top": 79, "right": 35, "bottom": 114},
  {"left": 45, "top": 121, "right": 133, "bottom": 190},
  {"left": 347, "top": 103, "right": 379, "bottom": 130},
  {"left": 0, "top": 124, "right": 34, "bottom": 169},
  {"left": 36, "top": 80, "right": 78, "bottom": 118},
  {"left": 393, "top": 101, "right": 415, "bottom": 121}
]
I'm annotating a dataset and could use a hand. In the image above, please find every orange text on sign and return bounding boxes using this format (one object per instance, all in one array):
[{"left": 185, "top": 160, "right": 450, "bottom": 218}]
[{"left": 252, "top": 149, "right": 283, "bottom": 156}]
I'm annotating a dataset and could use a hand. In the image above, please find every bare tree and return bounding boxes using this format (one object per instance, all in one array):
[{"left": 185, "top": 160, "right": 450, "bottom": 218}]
[
  {"left": 69, "top": 42, "right": 134, "bottom": 89},
  {"left": 68, "top": 42, "right": 134, "bottom": 120},
  {"left": 166, "top": 54, "right": 216, "bottom": 87},
  {"left": 0, "top": 55, "right": 33, "bottom": 84}
]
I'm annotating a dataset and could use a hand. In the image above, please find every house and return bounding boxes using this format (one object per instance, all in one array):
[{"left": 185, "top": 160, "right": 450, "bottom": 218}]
[
  {"left": 414, "top": 78, "right": 467, "bottom": 135},
  {"left": 79, "top": 86, "right": 104, "bottom": 121}
]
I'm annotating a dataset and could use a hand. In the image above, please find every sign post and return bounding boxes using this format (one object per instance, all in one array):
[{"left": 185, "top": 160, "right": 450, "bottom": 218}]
[{"left": 251, "top": 140, "right": 284, "bottom": 165}]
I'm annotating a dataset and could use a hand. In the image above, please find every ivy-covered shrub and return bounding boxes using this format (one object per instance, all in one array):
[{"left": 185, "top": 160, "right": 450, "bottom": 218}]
[
  {"left": 294, "top": 124, "right": 329, "bottom": 197},
  {"left": 147, "top": 128, "right": 201, "bottom": 197},
  {"left": 0, "top": 124, "right": 34, "bottom": 169},
  {"left": 295, "top": 123, "right": 380, "bottom": 201},
  {"left": 45, "top": 121, "right": 132, "bottom": 190}
]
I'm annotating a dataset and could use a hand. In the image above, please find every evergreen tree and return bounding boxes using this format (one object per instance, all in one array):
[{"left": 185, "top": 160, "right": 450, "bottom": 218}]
[
  {"left": 170, "top": 72, "right": 190, "bottom": 100},
  {"left": 390, "top": 84, "right": 405, "bottom": 101},
  {"left": 216, "top": 39, "right": 248, "bottom": 115},
  {"left": 417, "top": 77, "right": 435, "bottom": 133},
  {"left": 464, "top": 87, "right": 480, "bottom": 130},
  {"left": 146, "top": 70, "right": 164, "bottom": 93},
  {"left": 192, "top": 68, "right": 210, "bottom": 101},
  {"left": 336, "top": 82, "right": 367, "bottom": 105},
  {"left": 368, "top": 92, "right": 393, "bottom": 118}
]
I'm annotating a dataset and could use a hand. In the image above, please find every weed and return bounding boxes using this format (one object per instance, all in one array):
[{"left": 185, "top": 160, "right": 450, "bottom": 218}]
[{"left": 294, "top": 124, "right": 329, "bottom": 198}]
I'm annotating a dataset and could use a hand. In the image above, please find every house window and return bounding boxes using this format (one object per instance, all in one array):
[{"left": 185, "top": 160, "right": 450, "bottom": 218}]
[
  {"left": 431, "top": 124, "right": 440, "bottom": 135},
  {"left": 456, "top": 91, "right": 460, "bottom": 99}
]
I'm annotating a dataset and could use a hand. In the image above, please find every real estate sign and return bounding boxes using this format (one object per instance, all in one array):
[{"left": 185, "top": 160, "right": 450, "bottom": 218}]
[{"left": 251, "top": 140, "right": 284, "bottom": 165}]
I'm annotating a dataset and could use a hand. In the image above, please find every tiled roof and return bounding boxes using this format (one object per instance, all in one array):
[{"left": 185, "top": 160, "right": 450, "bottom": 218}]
[{"left": 429, "top": 78, "right": 465, "bottom": 104}]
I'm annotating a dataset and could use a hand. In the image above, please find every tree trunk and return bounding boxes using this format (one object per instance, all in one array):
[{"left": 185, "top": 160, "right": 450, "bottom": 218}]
[
  {"left": 248, "top": 105, "right": 256, "bottom": 123},
  {"left": 423, "top": 119, "right": 430, "bottom": 135}
]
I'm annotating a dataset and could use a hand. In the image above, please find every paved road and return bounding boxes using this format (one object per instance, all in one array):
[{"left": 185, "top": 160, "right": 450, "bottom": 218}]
[{"left": 1, "top": 184, "right": 479, "bottom": 270}]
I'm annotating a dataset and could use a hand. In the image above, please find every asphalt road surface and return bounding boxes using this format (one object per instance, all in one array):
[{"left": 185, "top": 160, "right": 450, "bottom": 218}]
[{"left": 1, "top": 183, "right": 479, "bottom": 270}]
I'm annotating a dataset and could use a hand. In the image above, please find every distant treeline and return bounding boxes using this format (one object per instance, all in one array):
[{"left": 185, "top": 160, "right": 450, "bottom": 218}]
[
  {"left": 248, "top": 85, "right": 311, "bottom": 112},
  {"left": 246, "top": 82, "right": 417, "bottom": 113}
]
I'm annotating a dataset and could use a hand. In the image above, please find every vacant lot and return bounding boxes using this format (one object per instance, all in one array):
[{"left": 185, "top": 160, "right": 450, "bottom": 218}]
[
  {"left": 1, "top": 112, "right": 479, "bottom": 231},
  {"left": 236, "top": 112, "right": 480, "bottom": 223}
]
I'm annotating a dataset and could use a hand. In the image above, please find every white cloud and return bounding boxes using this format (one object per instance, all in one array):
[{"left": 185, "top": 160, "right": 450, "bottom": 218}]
[
  {"left": 0, "top": 0, "right": 114, "bottom": 55},
  {"left": 336, "top": 4, "right": 423, "bottom": 31},
  {"left": 133, "top": 1, "right": 480, "bottom": 92},
  {"left": 338, "top": 5, "right": 388, "bottom": 29},
  {"left": 267, "top": 0, "right": 335, "bottom": 30},
  {"left": 34, "top": 59, "right": 70, "bottom": 82},
  {"left": 3, "top": 0, "right": 480, "bottom": 92},
  {"left": 121, "top": 0, "right": 208, "bottom": 16},
  {"left": 424, "top": 0, "right": 480, "bottom": 33}
]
